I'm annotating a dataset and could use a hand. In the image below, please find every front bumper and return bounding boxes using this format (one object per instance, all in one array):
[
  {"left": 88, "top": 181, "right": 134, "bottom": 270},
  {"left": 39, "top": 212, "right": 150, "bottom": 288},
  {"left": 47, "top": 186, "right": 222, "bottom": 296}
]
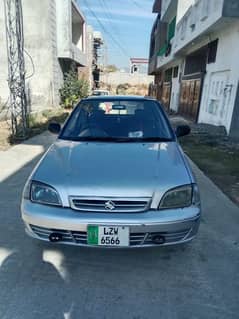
[{"left": 21, "top": 200, "right": 201, "bottom": 247}]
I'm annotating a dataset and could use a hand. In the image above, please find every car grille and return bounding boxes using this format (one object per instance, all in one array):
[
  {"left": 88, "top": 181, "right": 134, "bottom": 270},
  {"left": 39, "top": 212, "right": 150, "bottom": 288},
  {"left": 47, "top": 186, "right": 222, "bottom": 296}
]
[
  {"left": 130, "top": 230, "right": 190, "bottom": 246},
  {"left": 69, "top": 197, "right": 151, "bottom": 213},
  {"left": 30, "top": 225, "right": 191, "bottom": 246},
  {"left": 30, "top": 225, "right": 87, "bottom": 245}
]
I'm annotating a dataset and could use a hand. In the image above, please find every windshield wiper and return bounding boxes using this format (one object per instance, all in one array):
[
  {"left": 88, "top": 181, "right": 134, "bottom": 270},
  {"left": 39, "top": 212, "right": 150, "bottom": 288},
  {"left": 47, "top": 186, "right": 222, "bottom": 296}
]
[
  {"left": 109, "top": 137, "right": 173, "bottom": 142},
  {"left": 139, "top": 137, "right": 173, "bottom": 142},
  {"left": 65, "top": 136, "right": 120, "bottom": 142},
  {"left": 63, "top": 136, "right": 173, "bottom": 142}
]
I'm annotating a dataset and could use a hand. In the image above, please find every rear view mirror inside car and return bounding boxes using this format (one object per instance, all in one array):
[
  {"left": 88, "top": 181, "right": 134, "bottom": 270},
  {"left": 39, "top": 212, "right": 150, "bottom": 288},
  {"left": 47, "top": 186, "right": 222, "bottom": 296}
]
[{"left": 112, "top": 104, "right": 126, "bottom": 110}]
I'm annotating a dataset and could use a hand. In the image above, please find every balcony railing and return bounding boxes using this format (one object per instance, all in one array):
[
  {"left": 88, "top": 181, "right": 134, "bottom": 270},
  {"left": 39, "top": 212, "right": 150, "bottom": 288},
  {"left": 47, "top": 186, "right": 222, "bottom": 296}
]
[
  {"left": 154, "top": 0, "right": 229, "bottom": 70},
  {"left": 148, "top": 53, "right": 157, "bottom": 74},
  {"left": 157, "top": 37, "right": 175, "bottom": 69},
  {"left": 72, "top": 43, "right": 87, "bottom": 66},
  {"left": 173, "top": 0, "right": 224, "bottom": 53}
]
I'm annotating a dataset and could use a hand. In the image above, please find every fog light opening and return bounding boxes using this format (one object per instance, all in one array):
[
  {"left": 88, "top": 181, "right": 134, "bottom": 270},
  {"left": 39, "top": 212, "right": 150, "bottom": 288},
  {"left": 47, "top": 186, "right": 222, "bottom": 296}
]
[
  {"left": 152, "top": 235, "right": 165, "bottom": 245},
  {"left": 49, "top": 233, "right": 62, "bottom": 242}
]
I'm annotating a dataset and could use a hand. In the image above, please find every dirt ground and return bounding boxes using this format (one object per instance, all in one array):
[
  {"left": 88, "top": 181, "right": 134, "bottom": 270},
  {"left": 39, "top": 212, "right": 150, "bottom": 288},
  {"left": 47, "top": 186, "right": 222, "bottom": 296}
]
[{"left": 171, "top": 116, "right": 239, "bottom": 206}]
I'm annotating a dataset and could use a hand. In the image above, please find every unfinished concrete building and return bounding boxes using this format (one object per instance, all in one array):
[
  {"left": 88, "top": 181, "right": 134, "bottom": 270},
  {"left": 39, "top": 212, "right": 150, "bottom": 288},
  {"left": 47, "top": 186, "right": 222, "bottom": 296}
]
[{"left": 0, "top": 0, "right": 88, "bottom": 112}]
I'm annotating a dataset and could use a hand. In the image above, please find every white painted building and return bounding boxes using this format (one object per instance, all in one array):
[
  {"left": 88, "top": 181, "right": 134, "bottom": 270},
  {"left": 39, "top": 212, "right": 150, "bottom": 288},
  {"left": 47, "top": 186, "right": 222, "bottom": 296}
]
[
  {"left": 0, "top": 0, "right": 88, "bottom": 112},
  {"left": 149, "top": 0, "right": 239, "bottom": 137}
]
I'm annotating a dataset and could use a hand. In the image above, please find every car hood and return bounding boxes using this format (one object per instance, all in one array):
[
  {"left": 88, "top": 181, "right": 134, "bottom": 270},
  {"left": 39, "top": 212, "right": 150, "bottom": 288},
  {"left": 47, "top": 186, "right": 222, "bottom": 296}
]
[{"left": 33, "top": 139, "right": 193, "bottom": 206}]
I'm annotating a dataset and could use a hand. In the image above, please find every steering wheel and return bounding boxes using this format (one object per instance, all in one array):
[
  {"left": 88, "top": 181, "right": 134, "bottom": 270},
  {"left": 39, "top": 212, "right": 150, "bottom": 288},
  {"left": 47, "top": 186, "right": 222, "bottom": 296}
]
[{"left": 78, "top": 125, "right": 108, "bottom": 137}]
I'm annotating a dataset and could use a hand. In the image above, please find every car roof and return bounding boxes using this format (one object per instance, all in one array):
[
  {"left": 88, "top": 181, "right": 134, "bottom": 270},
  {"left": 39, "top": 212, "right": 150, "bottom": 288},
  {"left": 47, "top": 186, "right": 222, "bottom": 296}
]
[{"left": 83, "top": 95, "right": 157, "bottom": 102}]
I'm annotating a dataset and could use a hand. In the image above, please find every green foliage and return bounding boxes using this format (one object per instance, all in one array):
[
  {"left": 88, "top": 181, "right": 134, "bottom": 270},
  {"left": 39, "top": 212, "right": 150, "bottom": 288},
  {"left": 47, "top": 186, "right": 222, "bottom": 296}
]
[
  {"left": 27, "top": 108, "right": 69, "bottom": 136},
  {"left": 28, "top": 113, "right": 39, "bottom": 128},
  {"left": 59, "top": 70, "right": 89, "bottom": 108}
]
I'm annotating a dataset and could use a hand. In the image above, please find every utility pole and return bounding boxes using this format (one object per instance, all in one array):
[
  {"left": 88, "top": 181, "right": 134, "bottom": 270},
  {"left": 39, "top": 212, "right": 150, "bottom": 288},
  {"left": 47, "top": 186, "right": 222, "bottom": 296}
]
[
  {"left": 104, "top": 42, "right": 108, "bottom": 87},
  {"left": 93, "top": 32, "right": 104, "bottom": 89},
  {"left": 4, "top": 0, "right": 28, "bottom": 139}
]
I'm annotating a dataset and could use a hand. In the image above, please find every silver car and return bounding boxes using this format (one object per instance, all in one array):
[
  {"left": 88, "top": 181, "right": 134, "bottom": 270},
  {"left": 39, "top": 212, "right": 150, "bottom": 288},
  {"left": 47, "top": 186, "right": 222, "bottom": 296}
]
[{"left": 21, "top": 96, "right": 201, "bottom": 248}]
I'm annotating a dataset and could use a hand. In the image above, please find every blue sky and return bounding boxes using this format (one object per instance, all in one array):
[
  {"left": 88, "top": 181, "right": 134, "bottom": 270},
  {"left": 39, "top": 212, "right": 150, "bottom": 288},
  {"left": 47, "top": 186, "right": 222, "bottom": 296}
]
[{"left": 77, "top": 0, "right": 156, "bottom": 69}]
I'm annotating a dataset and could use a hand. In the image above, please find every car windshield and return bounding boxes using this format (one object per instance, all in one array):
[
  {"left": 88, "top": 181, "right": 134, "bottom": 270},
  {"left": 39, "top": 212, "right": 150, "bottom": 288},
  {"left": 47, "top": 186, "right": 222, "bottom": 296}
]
[{"left": 60, "top": 99, "right": 173, "bottom": 142}]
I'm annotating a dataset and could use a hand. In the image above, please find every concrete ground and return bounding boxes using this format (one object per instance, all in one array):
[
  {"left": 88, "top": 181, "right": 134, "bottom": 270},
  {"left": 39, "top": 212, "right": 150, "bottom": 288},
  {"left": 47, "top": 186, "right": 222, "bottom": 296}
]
[{"left": 0, "top": 132, "right": 239, "bottom": 319}]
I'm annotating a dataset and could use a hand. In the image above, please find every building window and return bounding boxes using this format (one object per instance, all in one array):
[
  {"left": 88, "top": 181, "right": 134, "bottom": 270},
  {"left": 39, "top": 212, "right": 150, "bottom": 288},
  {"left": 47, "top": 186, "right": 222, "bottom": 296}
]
[
  {"left": 168, "top": 16, "right": 176, "bottom": 42},
  {"left": 173, "top": 66, "right": 179, "bottom": 78},
  {"left": 72, "top": 4, "right": 84, "bottom": 51},
  {"left": 207, "top": 39, "right": 218, "bottom": 64},
  {"left": 150, "top": 38, "right": 156, "bottom": 58},
  {"left": 184, "top": 46, "right": 207, "bottom": 75},
  {"left": 164, "top": 68, "right": 173, "bottom": 82},
  {"left": 158, "top": 43, "right": 167, "bottom": 56}
]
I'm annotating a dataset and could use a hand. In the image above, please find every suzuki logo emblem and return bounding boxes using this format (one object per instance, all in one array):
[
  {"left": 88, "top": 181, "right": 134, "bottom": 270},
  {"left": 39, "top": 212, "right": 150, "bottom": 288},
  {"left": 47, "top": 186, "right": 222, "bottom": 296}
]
[{"left": 105, "top": 200, "right": 116, "bottom": 210}]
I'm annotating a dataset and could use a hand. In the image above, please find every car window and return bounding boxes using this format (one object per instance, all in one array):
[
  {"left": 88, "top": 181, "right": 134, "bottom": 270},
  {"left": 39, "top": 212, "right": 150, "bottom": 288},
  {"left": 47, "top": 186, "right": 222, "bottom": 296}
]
[{"left": 60, "top": 99, "right": 173, "bottom": 141}]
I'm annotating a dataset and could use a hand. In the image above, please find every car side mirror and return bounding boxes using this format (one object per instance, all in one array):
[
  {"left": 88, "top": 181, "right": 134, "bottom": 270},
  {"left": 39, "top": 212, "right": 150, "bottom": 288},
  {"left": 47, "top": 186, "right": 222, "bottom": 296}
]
[
  {"left": 48, "top": 122, "right": 61, "bottom": 134},
  {"left": 175, "top": 125, "right": 191, "bottom": 138}
]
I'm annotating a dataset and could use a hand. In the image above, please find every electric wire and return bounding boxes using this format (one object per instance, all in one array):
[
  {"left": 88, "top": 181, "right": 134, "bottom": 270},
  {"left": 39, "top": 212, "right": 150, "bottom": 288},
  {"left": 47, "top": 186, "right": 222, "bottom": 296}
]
[
  {"left": 24, "top": 48, "right": 35, "bottom": 79},
  {"left": 82, "top": 0, "right": 130, "bottom": 59},
  {"left": 132, "top": 0, "right": 146, "bottom": 10},
  {"left": 100, "top": 0, "right": 122, "bottom": 38}
]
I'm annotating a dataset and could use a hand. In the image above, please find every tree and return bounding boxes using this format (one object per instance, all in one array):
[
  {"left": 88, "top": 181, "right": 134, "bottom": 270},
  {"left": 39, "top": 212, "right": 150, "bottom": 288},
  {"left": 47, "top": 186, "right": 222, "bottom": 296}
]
[{"left": 59, "top": 69, "right": 89, "bottom": 108}]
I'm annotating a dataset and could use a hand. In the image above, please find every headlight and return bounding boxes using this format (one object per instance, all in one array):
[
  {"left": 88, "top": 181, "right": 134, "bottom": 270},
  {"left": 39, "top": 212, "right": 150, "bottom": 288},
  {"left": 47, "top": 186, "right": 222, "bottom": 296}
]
[
  {"left": 30, "top": 181, "right": 62, "bottom": 206},
  {"left": 192, "top": 184, "right": 200, "bottom": 206},
  {"left": 23, "top": 179, "right": 31, "bottom": 199},
  {"left": 159, "top": 185, "right": 193, "bottom": 209}
]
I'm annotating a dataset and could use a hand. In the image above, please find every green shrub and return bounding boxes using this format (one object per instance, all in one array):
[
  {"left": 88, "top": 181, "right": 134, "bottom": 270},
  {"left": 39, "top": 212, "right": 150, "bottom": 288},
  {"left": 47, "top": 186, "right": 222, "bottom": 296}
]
[{"left": 59, "top": 70, "right": 89, "bottom": 108}]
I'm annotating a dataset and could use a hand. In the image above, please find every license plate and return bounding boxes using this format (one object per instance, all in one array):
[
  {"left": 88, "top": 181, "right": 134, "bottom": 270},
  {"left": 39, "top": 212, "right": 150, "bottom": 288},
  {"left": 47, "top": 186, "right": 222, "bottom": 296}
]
[{"left": 87, "top": 225, "right": 129, "bottom": 247}]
